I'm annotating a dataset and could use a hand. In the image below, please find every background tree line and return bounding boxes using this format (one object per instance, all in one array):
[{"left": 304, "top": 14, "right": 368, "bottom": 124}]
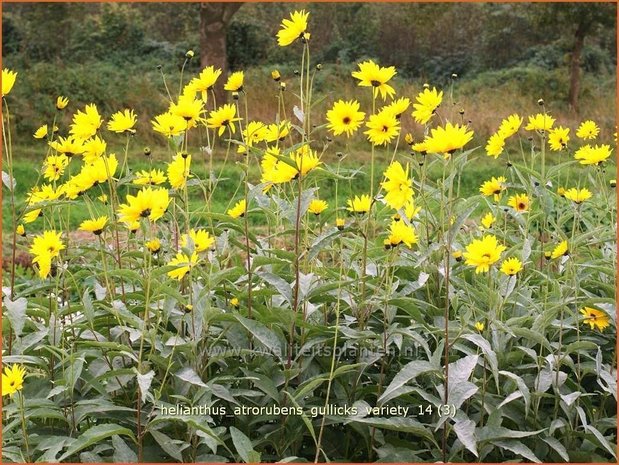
[{"left": 2, "top": 2, "right": 615, "bottom": 141}]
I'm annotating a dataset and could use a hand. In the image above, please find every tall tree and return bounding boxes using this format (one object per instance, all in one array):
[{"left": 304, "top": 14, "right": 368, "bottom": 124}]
[
  {"left": 538, "top": 4, "right": 615, "bottom": 112},
  {"left": 200, "top": 2, "right": 243, "bottom": 101}
]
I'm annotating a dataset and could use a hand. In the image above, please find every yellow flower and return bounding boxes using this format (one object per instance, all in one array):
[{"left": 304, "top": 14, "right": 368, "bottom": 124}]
[
  {"left": 264, "top": 121, "right": 291, "bottom": 143},
  {"left": 206, "top": 104, "right": 241, "bottom": 137},
  {"left": 238, "top": 121, "right": 267, "bottom": 154},
  {"left": 133, "top": 169, "right": 167, "bottom": 186},
  {"left": 277, "top": 10, "right": 310, "bottom": 47},
  {"left": 557, "top": 187, "right": 566, "bottom": 197},
  {"left": 2, "top": 68, "right": 17, "bottom": 96},
  {"left": 364, "top": 109, "right": 400, "bottom": 146},
  {"left": 351, "top": 60, "right": 397, "bottom": 100},
  {"left": 336, "top": 217, "right": 345, "bottom": 230},
  {"left": 326, "top": 100, "right": 365, "bottom": 137},
  {"left": 167, "top": 252, "right": 199, "bottom": 280},
  {"left": 170, "top": 94, "right": 203, "bottom": 127},
  {"left": 347, "top": 194, "right": 372, "bottom": 214},
  {"left": 145, "top": 238, "right": 161, "bottom": 253},
  {"left": 474, "top": 321, "right": 485, "bottom": 332},
  {"left": 271, "top": 70, "right": 281, "bottom": 81},
  {"left": 2, "top": 365, "right": 26, "bottom": 397},
  {"left": 480, "top": 212, "right": 495, "bottom": 229},
  {"left": 56, "top": 96, "right": 69, "bottom": 110},
  {"left": 548, "top": 126, "right": 570, "bottom": 151},
  {"left": 574, "top": 144, "right": 612, "bottom": 166},
  {"left": 261, "top": 149, "right": 299, "bottom": 185},
  {"left": 411, "top": 141, "right": 428, "bottom": 154},
  {"left": 70, "top": 104, "right": 103, "bottom": 140},
  {"left": 293, "top": 145, "right": 321, "bottom": 177},
  {"left": 463, "top": 234, "right": 506, "bottom": 273},
  {"left": 381, "top": 161, "right": 413, "bottom": 211},
  {"left": 576, "top": 120, "right": 599, "bottom": 140},
  {"left": 563, "top": 187, "right": 592, "bottom": 204},
  {"left": 16, "top": 224, "right": 25, "bottom": 237},
  {"left": 424, "top": 122, "right": 474, "bottom": 156},
  {"left": 388, "top": 219, "right": 417, "bottom": 248},
  {"left": 81, "top": 136, "right": 107, "bottom": 164},
  {"left": 79, "top": 216, "right": 108, "bottom": 235},
  {"left": 497, "top": 114, "right": 523, "bottom": 138},
  {"left": 107, "top": 109, "right": 137, "bottom": 134},
  {"left": 580, "top": 307, "right": 610, "bottom": 331},
  {"left": 224, "top": 71, "right": 244, "bottom": 92},
  {"left": 525, "top": 113, "right": 554, "bottom": 132},
  {"left": 30, "top": 230, "right": 65, "bottom": 279},
  {"left": 485, "top": 133, "right": 505, "bottom": 159},
  {"left": 308, "top": 199, "right": 328, "bottom": 215},
  {"left": 23, "top": 185, "right": 62, "bottom": 222},
  {"left": 507, "top": 193, "right": 530, "bottom": 213},
  {"left": 49, "top": 136, "right": 85, "bottom": 158},
  {"left": 384, "top": 97, "right": 411, "bottom": 119},
  {"left": 181, "top": 229, "right": 215, "bottom": 253},
  {"left": 84, "top": 154, "right": 118, "bottom": 186},
  {"left": 403, "top": 199, "right": 421, "bottom": 221},
  {"left": 30, "top": 230, "right": 64, "bottom": 259},
  {"left": 187, "top": 66, "right": 222, "bottom": 102},
  {"left": 186, "top": 50, "right": 195, "bottom": 58},
  {"left": 167, "top": 153, "right": 192, "bottom": 190},
  {"left": 412, "top": 87, "right": 442, "bottom": 124},
  {"left": 230, "top": 297, "right": 240, "bottom": 308},
  {"left": 550, "top": 240, "right": 568, "bottom": 259},
  {"left": 33, "top": 125, "right": 48, "bottom": 139},
  {"left": 152, "top": 112, "right": 188, "bottom": 138},
  {"left": 43, "top": 155, "right": 69, "bottom": 182},
  {"left": 228, "top": 199, "right": 247, "bottom": 218},
  {"left": 98, "top": 194, "right": 108, "bottom": 204},
  {"left": 500, "top": 257, "right": 523, "bottom": 276},
  {"left": 118, "top": 187, "right": 170, "bottom": 225},
  {"left": 453, "top": 250, "right": 463, "bottom": 261},
  {"left": 404, "top": 133, "right": 414, "bottom": 145},
  {"left": 480, "top": 176, "right": 507, "bottom": 201}
]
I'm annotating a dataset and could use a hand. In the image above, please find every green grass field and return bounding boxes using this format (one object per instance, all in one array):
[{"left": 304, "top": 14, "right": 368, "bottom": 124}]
[{"left": 3, "top": 141, "right": 614, "bottom": 236}]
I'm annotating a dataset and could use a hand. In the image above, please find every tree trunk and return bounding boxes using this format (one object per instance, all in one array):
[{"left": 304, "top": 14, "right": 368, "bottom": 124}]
[
  {"left": 199, "top": 2, "right": 243, "bottom": 103},
  {"left": 568, "top": 22, "right": 586, "bottom": 113}
]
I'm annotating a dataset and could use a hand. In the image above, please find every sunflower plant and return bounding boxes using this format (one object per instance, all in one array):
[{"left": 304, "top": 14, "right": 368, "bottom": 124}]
[{"left": 1, "top": 8, "right": 616, "bottom": 464}]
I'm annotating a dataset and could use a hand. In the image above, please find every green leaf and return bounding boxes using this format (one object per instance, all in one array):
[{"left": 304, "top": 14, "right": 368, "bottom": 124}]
[
  {"left": 81, "top": 289, "right": 95, "bottom": 324},
  {"left": 150, "top": 429, "right": 184, "bottom": 461},
  {"left": 136, "top": 369, "right": 155, "bottom": 404},
  {"left": 542, "top": 437, "right": 569, "bottom": 462},
  {"left": 584, "top": 425, "right": 617, "bottom": 459},
  {"left": 58, "top": 424, "right": 135, "bottom": 461},
  {"left": 112, "top": 435, "right": 138, "bottom": 462},
  {"left": 3, "top": 296, "right": 27, "bottom": 337},
  {"left": 256, "top": 271, "right": 293, "bottom": 306},
  {"left": 235, "top": 315, "right": 284, "bottom": 361},
  {"left": 175, "top": 367, "right": 208, "bottom": 388},
  {"left": 378, "top": 361, "right": 438, "bottom": 405},
  {"left": 454, "top": 418, "right": 478, "bottom": 457},
  {"left": 230, "top": 426, "right": 260, "bottom": 463},
  {"left": 492, "top": 439, "right": 541, "bottom": 462},
  {"left": 347, "top": 417, "right": 437, "bottom": 446}
]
